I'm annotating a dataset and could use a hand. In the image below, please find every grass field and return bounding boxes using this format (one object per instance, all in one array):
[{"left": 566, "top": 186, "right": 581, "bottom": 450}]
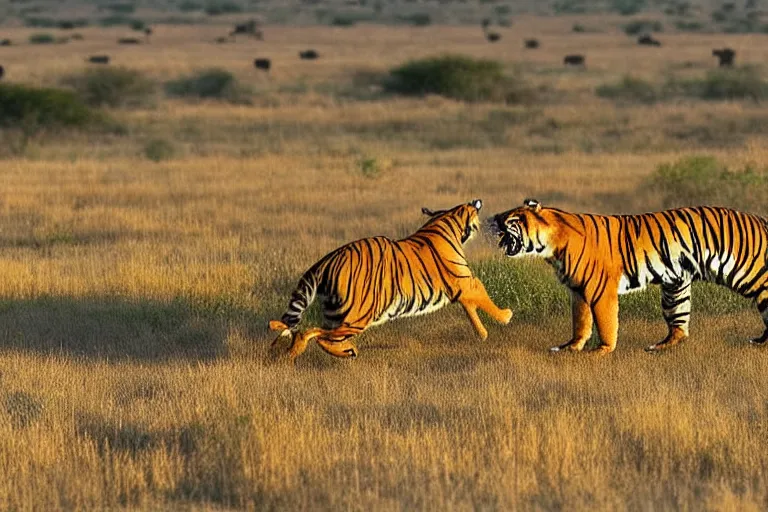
[{"left": 0, "top": 18, "right": 767, "bottom": 510}]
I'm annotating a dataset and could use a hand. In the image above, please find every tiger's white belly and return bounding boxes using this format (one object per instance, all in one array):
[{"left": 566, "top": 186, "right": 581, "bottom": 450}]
[{"left": 371, "top": 293, "right": 452, "bottom": 326}]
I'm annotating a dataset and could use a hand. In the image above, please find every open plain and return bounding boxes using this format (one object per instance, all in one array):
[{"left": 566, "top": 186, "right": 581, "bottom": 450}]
[{"left": 0, "top": 14, "right": 767, "bottom": 510}]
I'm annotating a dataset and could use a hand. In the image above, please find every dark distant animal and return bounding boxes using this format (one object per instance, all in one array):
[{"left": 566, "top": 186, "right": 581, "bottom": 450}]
[
  {"left": 637, "top": 34, "right": 661, "bottom": 46},
  {"left": 254, "top": 58, "right": 271, "bottom": 71},
  {"left": 0, "top": 39, "right": 11, "bottom": 46},
  {"left": 481, "top": 18, "right": 491, "bottom": 29},
  {"left": 485, "top": 32, "right": 501, "bottom": 43},
  {"left": 299, "top": 49, "right": 319, "bottom": 60},
  {"left": 563, "top": 54, "right": 586, "bottom": 67},
  {"left": 231, "top": 19, "right": 263, "bottom": 40},
  {"left": 0, "top": 65, "right": 4, "bottom": 80},
  {"left": 524, "top": 38, "right": 539, "bottom": 49},
  {"left": 87, "top": 55, "right": 110, "bottom": 64},
  {"left": 215, "top": 36, "right": 230, "bottom": 44},
  {"left": 70, "top": 33, "right": 84, "bottom": 41},
  {"left": 118, "top": 38, "right": 141, "bottom": 45},
  {"left": 713, "top": 48, "right": 735, "bottom": 67},
  {"left": 58, "top": 21, "right": 76, "bottom": 30},
  {"left": 144, "top": 27, "right": 152, "bottom": 41}
]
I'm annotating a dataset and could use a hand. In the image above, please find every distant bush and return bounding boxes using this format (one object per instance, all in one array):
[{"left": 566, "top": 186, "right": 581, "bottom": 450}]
[
  {"left": 669, "top": 67, "right": 768, "bottom": 101},
  {"left": 0, "top": 83, "right": 97, "bottom": 130},
  {"left": 204, "top": 1, "right": 243, "bottom": 15},
  {"left": 552, "top": 0, "right": 587, "bottom": 14},
  {"left": 24, "top": 17, "right": 58, "bottom": 28},
  {"left": 29, "top": 33, "right": 56, "bottom": 44},
  {"left": 178, "top": 0, "right": 203, "bottom": 12},
  {"left": 165, "top": 68, "right": 250, "bottom": 103},
  {"left": 61, "top": 67, "right": 157, "bottom": 108},
  {"left": 99, "top": 15, "right": 139, "bottom": 27},
  {"left": 58, "top": 19, "right": 89, "bottom": 29},
  {"left": 106, "top": 3, "right": 136, "bottom": 14},
  {"left": 612, "top": 0, "right": 646, "bottom": 15},
  {"left": 647, "top": 156, "right": 768, "bottom": 210},
  {"left": 596, "top": 75, "right": 658, "bottom": 104},
  {"left": 674, "top": 20, "right": 705, "bottom": 32},
  {"left": 622, "top": 19, "right": 663, "bottom": 35},
  {"left": 396, "top": 13, "right": 431, "bottom": 26},
  {"left": 143, "top": 138, "right": 176, "bottom": 162},
  {"left": 385, "top": 55, "right": 531, "bottom": 104},
  {"left": 130, "top": 19, "right": 146, "bottom": 31},
  {"left": 572, "top": 23, "right": 586, "bottom": 32}
]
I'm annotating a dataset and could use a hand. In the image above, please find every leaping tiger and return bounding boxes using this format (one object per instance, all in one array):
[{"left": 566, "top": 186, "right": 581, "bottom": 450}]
[
  {"left": 489, "top": 199, "right": 768, "bottom": 354},
  {"left": 269, "top": 200, "right": 513, "bottom": 362}
]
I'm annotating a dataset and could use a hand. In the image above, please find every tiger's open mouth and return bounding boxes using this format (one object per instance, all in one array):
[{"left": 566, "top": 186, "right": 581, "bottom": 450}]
[
  {"left": 499, "top": 232, "right": 522, "bottom": 256},
  {"left": 487, "top": 217, "right": 523, "bottom": 257}
]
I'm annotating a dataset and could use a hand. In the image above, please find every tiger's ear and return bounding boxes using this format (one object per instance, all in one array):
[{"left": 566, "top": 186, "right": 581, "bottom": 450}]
[
  {"left": 470, "top": 199, "right": 482, "bottom": 210},
  {"left": 422, "top": 207, "right": 436, "bottom": 216},
  {"left": 523, "top": 198, "right": 542, "bottom": 212}
]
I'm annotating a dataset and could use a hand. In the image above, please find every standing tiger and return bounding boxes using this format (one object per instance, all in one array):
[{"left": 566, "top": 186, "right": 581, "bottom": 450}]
[
  {"left": 490, "top": 199, "right": 768, "bottom": 354},
  {"left": 269, "top": 200, "right": 513, "bottom": 361}
]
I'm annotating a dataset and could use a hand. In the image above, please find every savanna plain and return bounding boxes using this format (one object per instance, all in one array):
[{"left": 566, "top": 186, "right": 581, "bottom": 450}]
[{"left": 0, "top": 11, "right": 768, "bottom": 511}]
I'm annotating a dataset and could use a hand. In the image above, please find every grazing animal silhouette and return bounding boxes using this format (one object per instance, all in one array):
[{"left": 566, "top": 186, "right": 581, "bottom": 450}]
[
  {"left": 254, "top": 58, "right": 271, "bottom": 71},
  {"left": 563, "top": 54, "right": 586, "bottom": 66},
  {"left": 0, "top": 65, "right": 4, "bottom": 80},
  {"left": 231, "top": 19, "right": 263, "bottom": 40},
  {"left": 524, "top": 38, "right": 540, "bottom": 49},
  {"left": 712, "top": 48, "right": 735, "bottom": 67},
  {"left": 118, "top": 38, "right": 141, "bottom": 45},
  {"left": 299, "top": 49, "right": 319, "bottom": 60},
  {"left": 485, "top": 32, "right": 501, "bottom": 43},
  {"left": 637, "top": 34, "right": 661, "bottom": 46},
  {"left": 87, "top": 55, "right": 110, "bottom": 64},
  {"left": 0, "top": 39, "right": 10, "bottom": 46}
]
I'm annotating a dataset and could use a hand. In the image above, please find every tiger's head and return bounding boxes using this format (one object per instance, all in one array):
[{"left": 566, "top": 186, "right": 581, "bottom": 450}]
[
  {"left": 489, "top": 198, "right": 557, "bottom": 258},
  {"left": 421, "top": 199, "right": 483, "bottom": 244}
]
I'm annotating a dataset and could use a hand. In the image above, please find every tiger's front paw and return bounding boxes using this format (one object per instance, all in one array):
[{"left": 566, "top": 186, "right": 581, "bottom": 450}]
[
  {"left": 500, "top": 308, "right": 513, "bottom": 324},
  {"left": 550, "top": 339, "right": 586, "bottom": 353}
]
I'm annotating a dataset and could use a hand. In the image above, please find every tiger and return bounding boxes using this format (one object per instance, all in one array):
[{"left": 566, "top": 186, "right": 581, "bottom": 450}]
[
  {"left": 269, "top": 199, "right": 513, "bottom": 362},
  {"left": 489, "top": 198, "right": 768, "bottom": 354}
]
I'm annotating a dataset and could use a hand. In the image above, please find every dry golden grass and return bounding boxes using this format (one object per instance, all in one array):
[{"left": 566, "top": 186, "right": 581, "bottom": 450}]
[{"left": 0, "top": 21, "right": 766, "bottom": 510}]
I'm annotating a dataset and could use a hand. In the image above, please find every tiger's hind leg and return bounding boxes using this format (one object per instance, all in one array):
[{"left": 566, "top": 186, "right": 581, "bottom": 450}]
[
  {"left": 457, "top": 277, "right": 513, "bottom": 340},
  {"left": 551, "top": 290, "right": 592, "bottom": 353},
  {"left": 749, "top": 290, "right": 768, "bottom": 345},
  {"left": 311, "top": 325, "right": 364, "bottom": 359},
  {"left": 646, "top": 278, "right": 692, "bottom": 352}
]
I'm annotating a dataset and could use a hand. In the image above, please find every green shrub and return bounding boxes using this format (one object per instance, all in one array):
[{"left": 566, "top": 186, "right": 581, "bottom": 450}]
[
  {"left": 668, "top": 67, "right": 768, "bottom": 101},
  {"left": 646, "top": 155, "right": 768, "bottom": 210},
  {"left": 58, "top": 19, "right": 89, "bottom": 29},
  {"left": 330, "top": 14, "right": 359, "bottom": 26},
  {"left": 24, "top": 17, "right": 58, "bottom": 28},
  {"left": 385, "top": 55, "right": 530, "bottom": 104},
  {"left": 596, "top": 75, "right": 658, "bottom": 104},
  {"left": 397, "top": 13, "right": 431, "bottom": 26},
  {"left": 675, "top": 20, "right": 704, "bottom": 32},
  {"left": 552, "top": 0, "right": 587, "bottom": 14},
  {"left": 61, "top": 67, "right": 157, "bottom": 108},
  {"left": 0, "top": 83, "right": 97, "bottom": 130},
  {"left": 622, "top": 19, "right": 663, "bottom": 35},
  {"left": 165, "top": 68, "right": 250, "bottom": 103},
  {"left": 106, "top": 3, "right": 136, "bottom": 14},
  {"left": 99, "top": 15, "right": 137, "bottom": 27},
  {"left": 612, "top": 0, "right": 646, "bottom": 15},
  {"left": 143, "top": 138, "right": 176, "bottom": 161},
  {"left": 28, "top": 33, "right": 56, "bottom": 44},
  {"left": 178, "top": 0, "right": 203, "bottom": 12},
  {"left": 204, "top": 1, "right": 243, "bottom": 15},
  {"left": 130, "top": 19, "right": 146, "bottom": 31},
  {"left": 572, "top": 23, "right": 586, "bottom": 32}
]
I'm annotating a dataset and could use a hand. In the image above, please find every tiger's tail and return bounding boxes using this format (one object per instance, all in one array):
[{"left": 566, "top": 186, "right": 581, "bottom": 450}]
[{"left": 269, "top": 262, "right": 324, "bottom": 337}]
